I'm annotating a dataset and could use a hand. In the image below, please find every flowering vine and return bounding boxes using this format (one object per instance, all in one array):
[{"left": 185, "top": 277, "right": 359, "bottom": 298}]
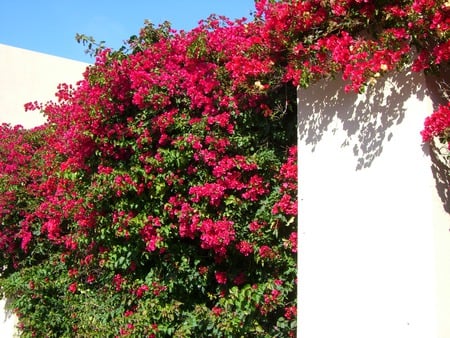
[{"left": 0, "top": 0, "right": 449, "bottom": 337}]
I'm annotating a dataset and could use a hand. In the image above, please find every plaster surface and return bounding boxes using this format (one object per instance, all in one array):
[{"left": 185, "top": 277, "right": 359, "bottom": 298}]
[
  {"left": 297, "top": 70, "right": 450, "bottom": 338},
  {"left": 0, "top": 44, "right": 89, "bottom": 128}
]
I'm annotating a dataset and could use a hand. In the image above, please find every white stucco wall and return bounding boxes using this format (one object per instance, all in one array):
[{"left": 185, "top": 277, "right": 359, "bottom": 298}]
[
  {"left": 0, "top": 299, "right": 18, "bottom": 338},
  {"left": 0, "top": 43, "right": 89, "bottom": 128},
  {"left": 0, "top": 44, "right": 89, "bottom": 336},
  {"left": 297, "top": 69, "right": 450, "bottom": 338}
]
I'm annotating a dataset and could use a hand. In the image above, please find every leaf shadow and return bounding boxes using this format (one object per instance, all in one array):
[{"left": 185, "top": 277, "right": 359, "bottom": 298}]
[
  {"left": 297, "top": 71, "right": 425, "bottom": 170},
  {"left": 425, "top": 68, "right": 450, "bottom": 214},
  {"left": 1, "top": 297, "right": 16, "bottom": 325},
  {"left": 429, "top": 140, "right": 450, "bottom": 214}
]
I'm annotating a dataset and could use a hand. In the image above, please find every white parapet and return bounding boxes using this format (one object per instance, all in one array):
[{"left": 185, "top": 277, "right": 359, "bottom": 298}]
[
  {"left": 0, "top": 43, "right": 89, "bottom": 128},
  {"left": 297, "top": 69, "right": 450, "bottom": 338}
]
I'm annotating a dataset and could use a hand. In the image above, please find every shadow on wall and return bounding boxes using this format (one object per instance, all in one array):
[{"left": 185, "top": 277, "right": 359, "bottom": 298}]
[
  {"left": 297, "top": 70, "right": 425, "bottom": 170},
  {"left": 1, "top": 297, "right": 17, "bottom": 336},
  {"left": 426, "top": 67, "right": 450, "bottom": 213},
  {"left": 430, "top": 140, "right": 450, "bottom": 213}
]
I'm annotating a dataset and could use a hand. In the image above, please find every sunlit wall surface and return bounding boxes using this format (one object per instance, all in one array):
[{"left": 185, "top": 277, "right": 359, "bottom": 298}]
[
  {"left": 298, "top": 69, "right": 450, "bottom": 338},
  {"left": 0, "top": 44, "right": 89, "bottom": 128}
]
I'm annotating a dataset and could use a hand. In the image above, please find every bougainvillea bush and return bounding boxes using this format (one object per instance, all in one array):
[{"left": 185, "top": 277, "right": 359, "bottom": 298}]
[
  {"left": 0, "top": 0, "right": 449, "bottom": 337},
  {"left": 1, "top": 5, "right": 298, "bottom": 338}
]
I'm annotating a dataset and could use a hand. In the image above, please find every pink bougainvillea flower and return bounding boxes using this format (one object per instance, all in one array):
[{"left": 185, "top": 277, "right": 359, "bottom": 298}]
[
  {"left": 215, "top": 271, "right": 227, "bottom": 285},
  {"left": 68, "top": 282, "right": 78, "bottom": 294}
]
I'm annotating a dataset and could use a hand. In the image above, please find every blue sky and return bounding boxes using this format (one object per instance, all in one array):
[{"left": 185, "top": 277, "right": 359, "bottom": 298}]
[{"left": 0, "top": 1, "right": 255, "bottom": 63}]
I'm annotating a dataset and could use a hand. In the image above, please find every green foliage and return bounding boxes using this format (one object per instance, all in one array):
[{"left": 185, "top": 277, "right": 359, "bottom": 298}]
[{"left": 1, "top": 20, "right": 297, "bottom": 338}]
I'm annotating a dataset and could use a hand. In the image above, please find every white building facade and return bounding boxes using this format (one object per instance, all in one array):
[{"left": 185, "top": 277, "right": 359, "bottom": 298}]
[{"left": 298, "top": 69, "right": 450, "bottom": 338}]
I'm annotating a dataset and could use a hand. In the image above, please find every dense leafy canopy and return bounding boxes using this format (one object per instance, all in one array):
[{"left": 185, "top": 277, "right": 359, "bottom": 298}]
[{"left": 0, "top": 0, "right": 449, "bottom": 337}]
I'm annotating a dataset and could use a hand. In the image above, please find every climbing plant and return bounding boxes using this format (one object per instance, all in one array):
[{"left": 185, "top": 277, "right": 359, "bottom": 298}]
[{"left": 0, "top": 0, "right": 449, "bottom": 337}]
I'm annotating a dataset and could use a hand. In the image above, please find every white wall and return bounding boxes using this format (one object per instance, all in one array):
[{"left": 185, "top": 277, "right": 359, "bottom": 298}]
[
  {"left": 0, "top": 44, "right": 89, "bottom": 336},
  {"left": 0, "top": 43, "right": 89, "bottom": 128},
  {"left": 0, "top": 299, "right": 18, "bottom": 338},
  {"left": 297, "top": 69, "right": 450, "bottom": 338}
]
